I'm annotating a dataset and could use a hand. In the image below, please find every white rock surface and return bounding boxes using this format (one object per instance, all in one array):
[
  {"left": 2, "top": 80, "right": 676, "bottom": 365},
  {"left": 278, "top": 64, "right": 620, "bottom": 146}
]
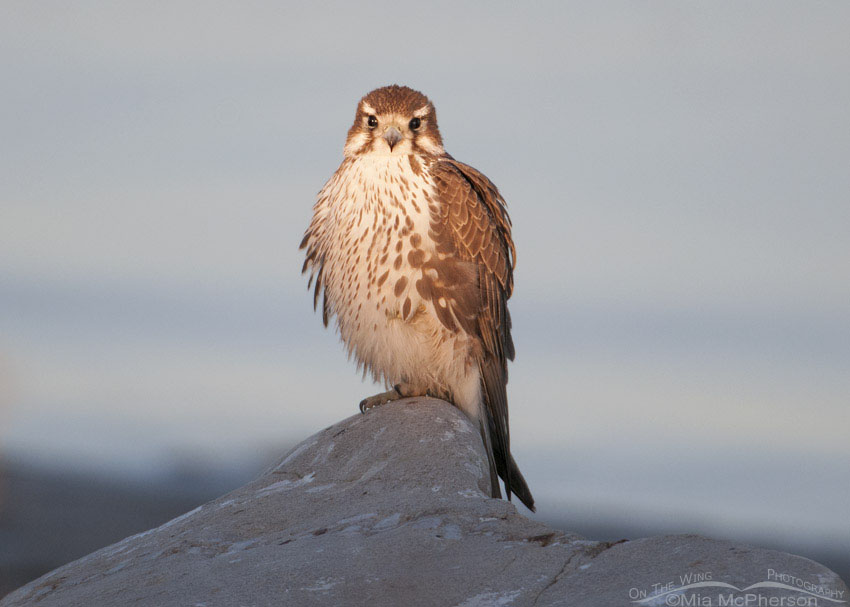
[{"left": 3, "top": 398, "right": 846, "bottom": 606}]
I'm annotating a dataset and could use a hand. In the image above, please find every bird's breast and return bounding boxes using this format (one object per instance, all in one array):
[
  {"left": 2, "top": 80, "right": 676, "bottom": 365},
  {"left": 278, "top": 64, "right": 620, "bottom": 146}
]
[
  {"left": 306, "top": 154, "right": 482, "bottom": 387},
  {"left": 319, "top": 155, "right": 439, "bottom": 335}
]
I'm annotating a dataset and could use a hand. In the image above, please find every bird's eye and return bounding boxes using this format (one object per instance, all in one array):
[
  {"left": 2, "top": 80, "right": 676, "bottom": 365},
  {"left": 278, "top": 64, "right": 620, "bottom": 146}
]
[
  {"left": 367, "top": 115, "right": 378, "bottom": 128},
  {"left": 409, "top": 117, "right": 421, "bottom": 130}
]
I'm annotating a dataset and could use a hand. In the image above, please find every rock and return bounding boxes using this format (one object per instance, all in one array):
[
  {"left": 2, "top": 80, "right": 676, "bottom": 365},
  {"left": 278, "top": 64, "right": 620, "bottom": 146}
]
[{"left": 3, "top": 398, "right": 846, "bottom": 606}]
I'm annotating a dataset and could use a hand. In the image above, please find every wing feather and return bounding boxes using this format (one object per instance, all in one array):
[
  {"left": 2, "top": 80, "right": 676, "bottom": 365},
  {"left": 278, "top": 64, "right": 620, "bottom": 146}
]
[
  {"left": 429, "top": 158, "right": 515, "bottom": 366},
  {"left": 429, "top": 158, "right": 532, "bottom": 509},
  {"left": 300, "top": 203, "right": 331, "bottom": 328}
]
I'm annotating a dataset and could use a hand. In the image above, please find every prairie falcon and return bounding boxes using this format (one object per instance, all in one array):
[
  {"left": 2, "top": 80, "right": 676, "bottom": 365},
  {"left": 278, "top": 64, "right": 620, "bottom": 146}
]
[{"left": 300, "top": 85, "right": 534, "bottom": 511}]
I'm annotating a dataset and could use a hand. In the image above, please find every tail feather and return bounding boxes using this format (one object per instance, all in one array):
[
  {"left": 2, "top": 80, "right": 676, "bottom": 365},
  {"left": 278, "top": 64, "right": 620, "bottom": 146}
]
[
  {"left": 477, "top": 419, "right": 502, "bottom": 500},
  {"left": 506, "top": 453, "right": 534, "bottom": 512},
  {"left": 479, "top": 359, "right": 535, "bottom": 512}
]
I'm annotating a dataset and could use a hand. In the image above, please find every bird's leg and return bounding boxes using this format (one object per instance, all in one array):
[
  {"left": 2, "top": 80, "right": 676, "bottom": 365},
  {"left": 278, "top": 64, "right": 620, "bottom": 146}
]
[{"left": 358, "top": 382, "right": 427, "bottom": 413}]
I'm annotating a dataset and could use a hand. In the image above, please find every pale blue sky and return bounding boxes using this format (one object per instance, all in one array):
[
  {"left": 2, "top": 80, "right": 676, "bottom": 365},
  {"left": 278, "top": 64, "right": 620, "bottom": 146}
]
[{"left": 1, "top": 1, "right": 848, "bottom": 554}]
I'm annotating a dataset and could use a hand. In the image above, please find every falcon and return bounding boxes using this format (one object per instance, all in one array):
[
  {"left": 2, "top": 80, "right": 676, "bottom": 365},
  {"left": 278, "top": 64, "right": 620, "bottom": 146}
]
[{"left": 300, "top": 85, "right": 534, "bottom": 511}]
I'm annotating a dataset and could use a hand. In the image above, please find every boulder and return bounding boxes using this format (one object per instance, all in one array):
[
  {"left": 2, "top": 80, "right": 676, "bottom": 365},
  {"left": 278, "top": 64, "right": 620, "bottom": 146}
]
[{"left": 3, "top": 398, "right": 846, "bottom": 606}]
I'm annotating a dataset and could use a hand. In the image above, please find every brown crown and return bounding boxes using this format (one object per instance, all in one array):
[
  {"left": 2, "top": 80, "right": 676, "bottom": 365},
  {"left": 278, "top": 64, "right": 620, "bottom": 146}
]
[{"left": 360, "top": 85, "right": 433, "bottom": 116}]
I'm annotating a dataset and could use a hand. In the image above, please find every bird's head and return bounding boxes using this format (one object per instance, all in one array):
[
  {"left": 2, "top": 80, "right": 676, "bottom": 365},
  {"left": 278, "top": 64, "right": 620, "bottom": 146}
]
[{"left": 344, "top": 85, "right": 444, "bottom": 158}]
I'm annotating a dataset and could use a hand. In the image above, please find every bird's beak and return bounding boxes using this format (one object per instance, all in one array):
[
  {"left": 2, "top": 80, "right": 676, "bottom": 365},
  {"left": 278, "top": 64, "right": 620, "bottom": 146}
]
[{"left": 383, "top": 126, "right": 403, "bottom": 150}]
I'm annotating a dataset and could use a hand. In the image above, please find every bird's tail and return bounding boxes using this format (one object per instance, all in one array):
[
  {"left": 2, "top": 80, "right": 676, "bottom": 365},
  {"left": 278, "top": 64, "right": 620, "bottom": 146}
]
[
  {"left": 479, "top": 359, "right": 536, "bottom": 512},
  {"left": 503, "top": 453, "right": 534, "bottom": 512},
  {"left": 477, "top": 419, "right": 502, "bottom": 501}
]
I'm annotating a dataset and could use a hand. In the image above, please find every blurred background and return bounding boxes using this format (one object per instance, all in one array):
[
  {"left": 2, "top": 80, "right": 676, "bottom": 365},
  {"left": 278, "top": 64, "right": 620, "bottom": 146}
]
[{"left": 1, "top": 0, "right": 848, "bottom": 595}]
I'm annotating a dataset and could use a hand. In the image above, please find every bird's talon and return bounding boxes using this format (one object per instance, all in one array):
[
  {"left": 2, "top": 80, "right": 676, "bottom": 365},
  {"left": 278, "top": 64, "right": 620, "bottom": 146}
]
[{"left": 358, "top": 387, "right": 402, "bottom": 413}]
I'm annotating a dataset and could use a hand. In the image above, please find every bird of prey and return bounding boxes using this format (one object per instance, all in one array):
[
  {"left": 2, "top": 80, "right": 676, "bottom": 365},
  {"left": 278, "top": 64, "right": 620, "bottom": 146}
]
[{"left": 300, "top": 85, "right": 534, "bottom": 511}]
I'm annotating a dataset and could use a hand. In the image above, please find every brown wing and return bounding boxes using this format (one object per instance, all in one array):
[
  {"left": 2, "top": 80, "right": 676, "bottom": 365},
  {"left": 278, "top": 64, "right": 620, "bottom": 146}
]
[
  {"left": 429, "top": 158, "right": 515, "bottom": 365},
  {"left": 429, "top": 158, "right": 534, "bottom": 510}
]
